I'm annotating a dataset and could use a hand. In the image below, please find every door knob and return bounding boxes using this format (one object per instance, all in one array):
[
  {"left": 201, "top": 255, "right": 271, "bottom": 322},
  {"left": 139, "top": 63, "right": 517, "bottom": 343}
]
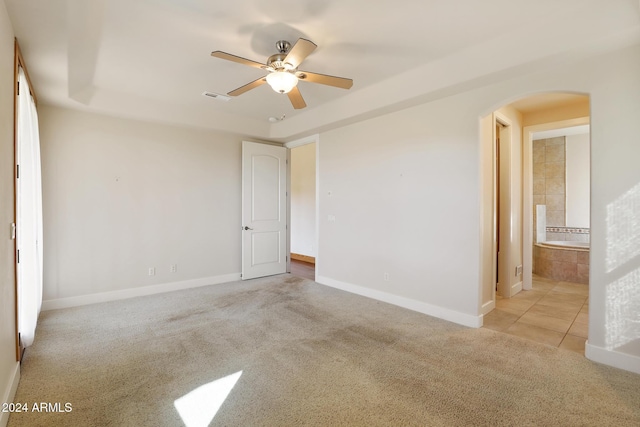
[{"left": 243, "top": 226, "right": 253, "bottom": 230}]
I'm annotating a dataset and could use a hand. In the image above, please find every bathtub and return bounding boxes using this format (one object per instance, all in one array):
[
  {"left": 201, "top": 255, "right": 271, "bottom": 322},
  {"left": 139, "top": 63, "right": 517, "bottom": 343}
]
[
  {"left": 534, "top": 241, "right": 589, "bottom": 284},
  {"left": 538, "top": 240, "right": 589, "bottom": 251}
]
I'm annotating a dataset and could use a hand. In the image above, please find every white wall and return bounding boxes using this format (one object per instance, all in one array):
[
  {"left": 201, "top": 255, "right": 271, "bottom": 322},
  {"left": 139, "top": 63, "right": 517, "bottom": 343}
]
[
  {"left": 39, "top": 106, "right": 243, "bottom": 303},
  {"left": 317, "top": 93, "right": 483, "bottom": 326},
  {"left": 290, "top": 143, "right": 316, "bottom": 258},
  {"left": 0, "top": 2, "right": 19, "bottom": 424},
  {"left": 586, "top": 44, "right": 640, "bottom": 371},
  {"left": 316, "top": 43, "right": 640, "bottom": 371},
  {"left": 565, "top": 133, "right": 590, "bottom": 228}
]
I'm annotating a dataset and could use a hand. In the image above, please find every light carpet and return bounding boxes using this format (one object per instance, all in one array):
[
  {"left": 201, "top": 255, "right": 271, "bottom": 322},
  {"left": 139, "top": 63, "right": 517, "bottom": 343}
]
[{"left": 8, "top": 275, "right": 640, "bottom": 426}]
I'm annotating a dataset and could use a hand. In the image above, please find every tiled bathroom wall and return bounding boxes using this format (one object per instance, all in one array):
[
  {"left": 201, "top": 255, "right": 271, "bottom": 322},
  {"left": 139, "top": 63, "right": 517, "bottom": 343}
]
[
  {"left": 533, "top": 136, "right": 590, "bottom": 243},
  {"left": 533, "top": 136, "right": 566, "bottom": 239},
  {"left": 546, "top": 226, "right": 590, "bottom": 243}
]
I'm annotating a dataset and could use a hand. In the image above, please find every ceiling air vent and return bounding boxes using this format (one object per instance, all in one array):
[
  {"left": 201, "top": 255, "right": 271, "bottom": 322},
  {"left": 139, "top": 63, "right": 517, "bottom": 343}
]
[{"left": 202, "top": 91, "right": 231, "bottom": 101}]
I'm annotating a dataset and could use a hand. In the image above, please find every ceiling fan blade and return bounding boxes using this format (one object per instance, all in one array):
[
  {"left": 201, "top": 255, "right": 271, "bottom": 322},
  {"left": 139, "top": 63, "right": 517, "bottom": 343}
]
[
  {"left": 287, "top": 86, "right": 306, "bottom": 109},
  {"left": 284, "top": 38, "right": 317, "bottom": 69},
  {"left": 228, "top": 76, "right": 267, "bottom": 96},
  {"left": 211, "top": 51, "right": 265, "bottom": 70},
  {"left": 297, "top": 70, "right": 353, "bottom": 89}
]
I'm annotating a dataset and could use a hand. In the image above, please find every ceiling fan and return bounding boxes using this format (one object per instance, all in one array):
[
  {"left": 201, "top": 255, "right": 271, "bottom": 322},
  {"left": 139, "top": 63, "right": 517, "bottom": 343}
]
[{"left": 211, "top": 38, "right": 353, "bottom": 109}]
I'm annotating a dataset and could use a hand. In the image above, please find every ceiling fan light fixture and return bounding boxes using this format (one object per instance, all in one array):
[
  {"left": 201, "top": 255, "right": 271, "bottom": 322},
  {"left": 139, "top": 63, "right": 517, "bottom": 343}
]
[
  {"left": 211, "top": 37, "right": 352, "bottom": 109},
  {"left": 266, "top": 71, "right": 298, "bottom": 94}
]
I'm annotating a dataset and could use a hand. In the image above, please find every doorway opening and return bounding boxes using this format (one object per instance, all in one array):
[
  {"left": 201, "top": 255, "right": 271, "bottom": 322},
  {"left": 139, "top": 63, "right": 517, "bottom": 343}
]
[
  {"left": 482, "top": 93, "right": 591, "bottom": 354},
  {"left": 288, "top": 139, "right": 317, "bottom": 281}
]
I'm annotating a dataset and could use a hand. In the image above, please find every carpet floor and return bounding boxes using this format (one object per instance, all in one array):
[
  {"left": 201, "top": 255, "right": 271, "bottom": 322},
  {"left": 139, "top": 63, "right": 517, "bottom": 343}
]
[{"left": 8, "top": 275, "right": 640, "bottom": 426}]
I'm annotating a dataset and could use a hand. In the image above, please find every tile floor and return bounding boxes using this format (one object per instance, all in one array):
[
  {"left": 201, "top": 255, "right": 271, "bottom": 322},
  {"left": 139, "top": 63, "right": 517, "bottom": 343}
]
[
  {"left": 483, "top": 275, "right": 589, "bottom": 354},
  {"left": 290, "top": 263, "right": 588, "bottom": 354}
]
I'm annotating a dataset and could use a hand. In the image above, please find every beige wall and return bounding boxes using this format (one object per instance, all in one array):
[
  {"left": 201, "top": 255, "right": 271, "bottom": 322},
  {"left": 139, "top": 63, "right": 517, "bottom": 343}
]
[
  {"left": 0, "top": 2, "right": 18, "bottom": 424},
  {"left": 290, "top": 143, "right": 316, "bottom": 258},
  {"left": 318, "top": 92, "right": 484, "bottom": 324},
  {"left": 523, "top": 100, "right": 590, "bottom": 127},
  {"left": 496, "top": 105, "right": 524, "bottom": 297},
  {"left": 39, "top": 106, "right": 243, "bottom": 301}
]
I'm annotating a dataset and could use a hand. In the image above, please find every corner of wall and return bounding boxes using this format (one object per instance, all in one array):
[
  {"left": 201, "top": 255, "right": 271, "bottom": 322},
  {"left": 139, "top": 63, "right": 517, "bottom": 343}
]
[
  {"left": 585, "top": 342, "right": 640, "bottom": 375},
  {"left": 41, "top": 273, "right": 241, "bottom": 311},
  {"left": 317, "top": 275, "right": 483, "bottom": 328},
  {"left": 0, "top": 362, "right": 20, "bottom": 427}
]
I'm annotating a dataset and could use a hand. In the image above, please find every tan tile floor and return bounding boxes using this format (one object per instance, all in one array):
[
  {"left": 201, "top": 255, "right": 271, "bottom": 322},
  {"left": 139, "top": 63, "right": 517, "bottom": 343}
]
[{"left": 483, "top": 275, "right": 589, "bottom": 354}]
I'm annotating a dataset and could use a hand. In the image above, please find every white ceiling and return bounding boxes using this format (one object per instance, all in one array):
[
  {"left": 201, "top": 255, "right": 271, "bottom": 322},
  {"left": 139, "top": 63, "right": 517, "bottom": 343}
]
[{"left": 5, "top": 0, "right": 640, "bottom": 141}]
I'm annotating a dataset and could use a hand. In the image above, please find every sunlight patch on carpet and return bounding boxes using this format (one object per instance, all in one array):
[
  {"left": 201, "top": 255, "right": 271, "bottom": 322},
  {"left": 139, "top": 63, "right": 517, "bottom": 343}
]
[{"left": 174, "top": 371, "right": 242, "bottom": 427}]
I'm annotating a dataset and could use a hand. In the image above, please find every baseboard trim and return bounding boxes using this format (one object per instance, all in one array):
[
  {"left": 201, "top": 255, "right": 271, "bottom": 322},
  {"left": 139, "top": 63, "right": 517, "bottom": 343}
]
[
  {"left": 290, "top": 253, "right": 315, "bottom": 264},
  {"left": 42, "top": 273, "right": 241, "bottom": 311},
  {"left": 585, "top": 341, "right": 640, "bottom": 375},
  {"left": 316, "top": 275, "right": 482, "bottom": 328},
  {"left": 481, "top": 299, "right": 495, "bottom": 316},
  {"left": 0, "top": 362, "right": 20, "bottom": 427},
  {"left": 511, "top": 280, "right": 523, "bottom": 296}
]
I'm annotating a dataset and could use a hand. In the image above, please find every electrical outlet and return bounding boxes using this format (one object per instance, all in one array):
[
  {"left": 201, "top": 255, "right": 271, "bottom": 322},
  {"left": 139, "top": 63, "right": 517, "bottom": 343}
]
[
  {"left": 384, "top": 272, "right": 390, "bottom": 281},
  {"left": 148, "top": 267, "right": 155, "bottom": 276},
  {"left": 516, "top": 265, "right": 523, "bottom": 276},
  {"left": 170, "top": 264, "right": 177, "bottom": 273}
]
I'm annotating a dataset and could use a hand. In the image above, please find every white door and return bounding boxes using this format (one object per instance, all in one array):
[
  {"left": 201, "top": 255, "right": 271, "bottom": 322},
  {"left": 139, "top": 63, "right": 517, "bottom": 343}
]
[{"left": 242, "top": 141, "right": 287, "bottom": 280}]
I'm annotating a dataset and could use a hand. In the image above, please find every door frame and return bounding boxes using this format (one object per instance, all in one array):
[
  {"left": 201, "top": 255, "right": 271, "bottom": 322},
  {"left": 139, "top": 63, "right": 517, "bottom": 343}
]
[
  {"left": 494, "top": 112, "right": 521, "bottom": 299},
  {"left": 284, "top": 134, "right": 319, "bottom": 280},
  {"left": 522, "top": 116, "right": 590, "bottom": 288}
]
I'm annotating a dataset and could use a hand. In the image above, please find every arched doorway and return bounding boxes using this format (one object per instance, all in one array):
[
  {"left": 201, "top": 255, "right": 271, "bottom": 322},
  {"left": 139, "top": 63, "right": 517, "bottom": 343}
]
[{"left": 481, "top": 92, "right": 591, "bottom": 354}]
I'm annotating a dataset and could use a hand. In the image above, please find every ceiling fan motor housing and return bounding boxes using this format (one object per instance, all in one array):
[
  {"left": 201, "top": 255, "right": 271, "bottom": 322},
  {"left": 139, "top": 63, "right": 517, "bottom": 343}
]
[
  {"left": 267, "top": 54, "right": 288, "bottom": 70},
  {"left": 267, "top": 41, "right": 294, "bottom": 71}
]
